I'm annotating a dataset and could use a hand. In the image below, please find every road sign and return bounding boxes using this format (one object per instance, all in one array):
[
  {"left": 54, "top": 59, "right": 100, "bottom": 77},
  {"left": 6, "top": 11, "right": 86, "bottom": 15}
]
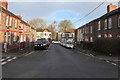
[
  {"left": 6, "top": 27, "right": 10, "bottom": 32},
  {"left": 19, "top": 28, "right": 23, "bottom": 33}
]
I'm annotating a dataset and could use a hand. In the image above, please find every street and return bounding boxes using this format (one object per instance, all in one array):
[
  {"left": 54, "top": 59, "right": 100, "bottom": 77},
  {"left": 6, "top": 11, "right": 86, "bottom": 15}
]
[{"left": 2, "top": 44, "right": 119, "bottom": 78}]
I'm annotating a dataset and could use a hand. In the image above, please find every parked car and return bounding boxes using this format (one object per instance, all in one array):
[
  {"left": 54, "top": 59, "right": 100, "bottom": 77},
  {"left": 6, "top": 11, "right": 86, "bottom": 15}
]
[
  {"left": 64, "top": 42, "right": 74, "bottom": 49},
  {"left": 46, "top": 41, "right": 50, "bottom": 47},
  {"left": 60, "top": 42, "right": 67, "bottom": 47},
  {"left": 34, "top": 38, "right": 49, "bottom": 50},
  {"left": 52, "top": 41, "right": 60, "bottom": 44}
]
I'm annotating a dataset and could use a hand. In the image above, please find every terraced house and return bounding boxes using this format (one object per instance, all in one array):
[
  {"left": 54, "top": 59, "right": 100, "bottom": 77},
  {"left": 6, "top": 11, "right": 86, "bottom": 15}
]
[
  {"left": 0, "top": 1, "right": 36, "bottom": 52},
  {"left": 75, "top": 4, "right": 120, "bottom": 43}
]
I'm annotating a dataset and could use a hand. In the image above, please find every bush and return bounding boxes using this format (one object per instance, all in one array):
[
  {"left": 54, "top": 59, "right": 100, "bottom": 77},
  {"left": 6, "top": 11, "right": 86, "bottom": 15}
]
[
  {"left": 93, "top": 38, "right": 120, "bottom": 56},
  {"left": 79, "top": 41, "right": 93, "bottom": 50}
]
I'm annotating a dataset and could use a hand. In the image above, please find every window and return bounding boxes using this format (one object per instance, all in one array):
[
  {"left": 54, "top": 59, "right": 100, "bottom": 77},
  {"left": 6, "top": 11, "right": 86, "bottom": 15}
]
[
  {"left": 8, "top": 32, "right": 11, "bottom": 45},
  {"left": 98, "top": 21, "right": 101, "bottom": 30},
  {"left": 118, "top": 15, "right": 120, "bottom": 27},
  {"left": 104, "top": 19, "right": 107, "bottom": 30},
  {"left": 90, "top": 26, "right": 93, "bottom": 33},
  {"left": 13, "top": 32, "right": 17, "bottom": 41},
  {"left": 108, "top": 18, "right": 112, "bottom": 29},
  {"left": 117, "top": 34, "right": 120, "bottom": 38},
  {"left": 62, "top": 33, "right": 65, "bottom": 37},
  {"left": 85, "top": 38, "right": 89, "bottom": 41},
  {"left": 85, "top": 27, "right": 87, "bottom": 33},
  {"left": 98, "top": 35, "right": 101, "bottom": 38},
  {"left": 15, "top": 19, "right": 18, "bottom": 28},
  {"left": 9, "top": 17, "right": 12, "bottom": 26},
  {"left": 6, "top": 15, "right": 9, "bottom": 26},
  {"left": 0, "top": 13, "right": 1, "bottom": 25},
  {"left": 69, "top": 33, "right": 72, "bottom": 37},
  {"left": 90, "top": 37, "right": 93, "bottom": 42},
  {"left": 108, "top": 34, "right": 112, "bottom": 38},
  {"left": 104, "top": 34, "right": 107, "bottom": 38}
]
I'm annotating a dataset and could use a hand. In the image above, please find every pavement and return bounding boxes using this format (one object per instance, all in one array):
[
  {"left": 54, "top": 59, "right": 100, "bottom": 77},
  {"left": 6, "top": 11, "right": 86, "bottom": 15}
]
[
  {"left": 1, "top": 47, "right": 34, "bottom": 57},
  {"left": 2, "top": 44, "right": 120, "bottom": 78},
  {"left": 75, "top": 46, "right": 120, "bottom": 63}
]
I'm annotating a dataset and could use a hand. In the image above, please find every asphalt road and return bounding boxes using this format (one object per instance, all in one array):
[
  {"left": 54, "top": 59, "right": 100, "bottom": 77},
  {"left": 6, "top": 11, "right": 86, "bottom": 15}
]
[{"left": 2, "top": 44, "right": 119, "bottom": 78}]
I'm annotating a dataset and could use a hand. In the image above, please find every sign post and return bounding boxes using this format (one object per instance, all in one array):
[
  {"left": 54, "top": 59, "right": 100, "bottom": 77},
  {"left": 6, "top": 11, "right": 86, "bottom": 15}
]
[{"left": 18, "top": 28, "right": 23, "bottom": 50}]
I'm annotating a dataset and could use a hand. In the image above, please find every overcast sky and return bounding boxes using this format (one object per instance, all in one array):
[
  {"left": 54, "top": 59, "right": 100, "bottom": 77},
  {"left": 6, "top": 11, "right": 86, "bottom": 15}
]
[{"left": 7, "top": 1, "right": 119, "bottom": 28}]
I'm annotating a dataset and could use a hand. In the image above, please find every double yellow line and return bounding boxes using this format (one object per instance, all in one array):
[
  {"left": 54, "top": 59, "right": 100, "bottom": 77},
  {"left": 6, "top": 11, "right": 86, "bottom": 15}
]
[{"left": 24, "top": 51, "right": 35, "bottom": 56}]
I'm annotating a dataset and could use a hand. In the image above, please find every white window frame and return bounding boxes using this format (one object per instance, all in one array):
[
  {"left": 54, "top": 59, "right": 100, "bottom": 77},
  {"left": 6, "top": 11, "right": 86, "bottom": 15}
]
[
  {"left": 104, "top": 19, "right": 107, "bottom": 30},
  {"left": 98, "top": 35, "right": 101, "bottom": 38},
  {"left": 108, "top": 18, "right": 112, "bottom": 29},
  {"left": 15, "top": 19, "right": 18, "bottom": 28},
  {"left": 108, "top": 34, "right": 112, "bottom": 38},
  {"left": 6, "top": 15, "right": 9, "bottom": 26},
  {"left": 98, "top": 21, "right": 101, "bottom": 30},
  {"left": 9, "top": 17, "right": 12, "bottom": 26},
  {"left": 104, "top": 34, "right": 107, "bottom": 38}
]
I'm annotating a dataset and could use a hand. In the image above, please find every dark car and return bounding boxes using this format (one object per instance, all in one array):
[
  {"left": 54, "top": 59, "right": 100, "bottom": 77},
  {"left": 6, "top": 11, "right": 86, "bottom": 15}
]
[
  {"left": 45, "top": 41, "right": 50, "bottom": 47},
  {"left": 34, "top": 39, "right": 48, "bottom": 50}
]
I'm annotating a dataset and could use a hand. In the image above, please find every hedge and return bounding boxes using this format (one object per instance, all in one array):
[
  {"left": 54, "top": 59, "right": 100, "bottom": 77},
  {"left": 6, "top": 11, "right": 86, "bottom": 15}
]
[{"left": 93, "top": 38, "right": 120, "bottom": 56}]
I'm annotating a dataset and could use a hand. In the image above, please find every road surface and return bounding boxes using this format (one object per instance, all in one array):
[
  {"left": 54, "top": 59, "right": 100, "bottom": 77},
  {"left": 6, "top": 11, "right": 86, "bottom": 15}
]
[{"left": 2, "top": 44, "right": 119, "bottom": 78}]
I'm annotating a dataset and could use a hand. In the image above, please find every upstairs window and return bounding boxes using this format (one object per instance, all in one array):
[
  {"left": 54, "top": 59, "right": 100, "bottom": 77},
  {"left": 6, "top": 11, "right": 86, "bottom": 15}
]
[
  {"left": 9, "top": 17, "right": 12, "bottom": 26},
  {"left": 118, "top": 15, "right": 120, "bottom": 27},
  {"left": 108, "top": 18, "right": 112, "bottom": 29},
  {"left": 104, "top": 19, "right": 107, "bottom": 30},
  {"left": 90, "top": 26, "right": 93, "bottom": 33},
  {"left": 98, "top": 21, "right": 101, "bottom": 30},
  {"left": 6, "top": 15, "right": 9, "bottom": 26},
  {"left": 15, "top": 19, "right": 18, "bottom": 28},
  {"left": 0, "top": 13, "right": 1, "bottom": 25}
]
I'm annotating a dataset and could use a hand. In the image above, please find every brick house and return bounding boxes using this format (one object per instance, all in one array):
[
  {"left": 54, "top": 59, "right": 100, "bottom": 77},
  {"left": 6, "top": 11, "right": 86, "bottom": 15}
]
[
  {"left": 0, "top": 1, "right": 36, "bottom": 52},
  {"left": 75, "top": 4, "right": 120, "bottom": 43}
]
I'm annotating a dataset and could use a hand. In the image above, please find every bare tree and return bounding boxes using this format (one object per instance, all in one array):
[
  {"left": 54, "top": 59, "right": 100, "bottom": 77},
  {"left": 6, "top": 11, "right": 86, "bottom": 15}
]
[
  {"left": 28, "top": 18, "right": 47, "bottom": 28},
  {"left": 47, "top": 21, "right": 58, "bottom": 40},
  {"left": 58, "top": 20, "right": 74, "bottom": 31}
]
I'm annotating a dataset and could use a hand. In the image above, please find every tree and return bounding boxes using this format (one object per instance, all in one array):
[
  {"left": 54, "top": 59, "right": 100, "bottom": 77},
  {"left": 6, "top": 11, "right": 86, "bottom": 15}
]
[
  {"left": 47, "top": 21, "right": 57, "bottom": 40},
  {"left": 58, "top": 20, "right": 74, "bottom": 31},
  {"left": 28, "top": 18, "right": 47, "bottom": 28}
]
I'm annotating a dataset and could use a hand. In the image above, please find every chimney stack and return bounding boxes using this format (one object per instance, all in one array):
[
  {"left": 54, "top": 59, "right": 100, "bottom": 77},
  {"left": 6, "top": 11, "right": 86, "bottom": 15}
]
[
  {"left": 107, "top": 3, "right": 117, "bottom": 13},
  {"left": 0, "top": 0, "right": 8, "bottom": 9}
]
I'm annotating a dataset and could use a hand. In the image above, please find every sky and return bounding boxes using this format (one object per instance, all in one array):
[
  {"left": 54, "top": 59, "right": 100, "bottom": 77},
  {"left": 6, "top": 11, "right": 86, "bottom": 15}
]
[{"left": 7, "top": 0, "right": 119, "bottom": 28}]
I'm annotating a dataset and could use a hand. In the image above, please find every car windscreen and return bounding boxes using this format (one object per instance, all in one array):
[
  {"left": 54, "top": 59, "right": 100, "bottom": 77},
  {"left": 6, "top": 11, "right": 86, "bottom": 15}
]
[
  {"left": 66, "top": 42, "right": 73, "bottom": 44},
  {"left": 36, "top": 39, "right": 46, "bottom": 44}
]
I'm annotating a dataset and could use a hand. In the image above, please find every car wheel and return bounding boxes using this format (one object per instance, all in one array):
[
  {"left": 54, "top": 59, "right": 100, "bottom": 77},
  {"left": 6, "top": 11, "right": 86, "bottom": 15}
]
[
  {"left": 34, "top": 47, "right": 37, "bottom": 50},
  {"left": 44, "top": 47, "right": 48, "bottom": 50}
]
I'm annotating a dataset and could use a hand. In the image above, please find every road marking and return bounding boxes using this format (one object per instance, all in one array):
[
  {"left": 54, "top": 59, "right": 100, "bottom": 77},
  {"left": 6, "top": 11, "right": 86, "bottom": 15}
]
[
  {"left": 111, "top": 63, "right": 117, "bottom": 66},
  {"left": 1, "top": 62, "right": 7, "bottom": 65},
  {"left": 0, "top": 59, "right": 5, "bottom": 62},
  {"left": 6, "top": 57, "right": 10, "bottom": 59},
  {"left": 7, "top": 59, "right": 13, "bottom": 62},
  {"left": 25, "top": 51, "right": 34, "bottom": 56},
  {"left": 12, "top": 57, "right": 17, "bottom": 59}
]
